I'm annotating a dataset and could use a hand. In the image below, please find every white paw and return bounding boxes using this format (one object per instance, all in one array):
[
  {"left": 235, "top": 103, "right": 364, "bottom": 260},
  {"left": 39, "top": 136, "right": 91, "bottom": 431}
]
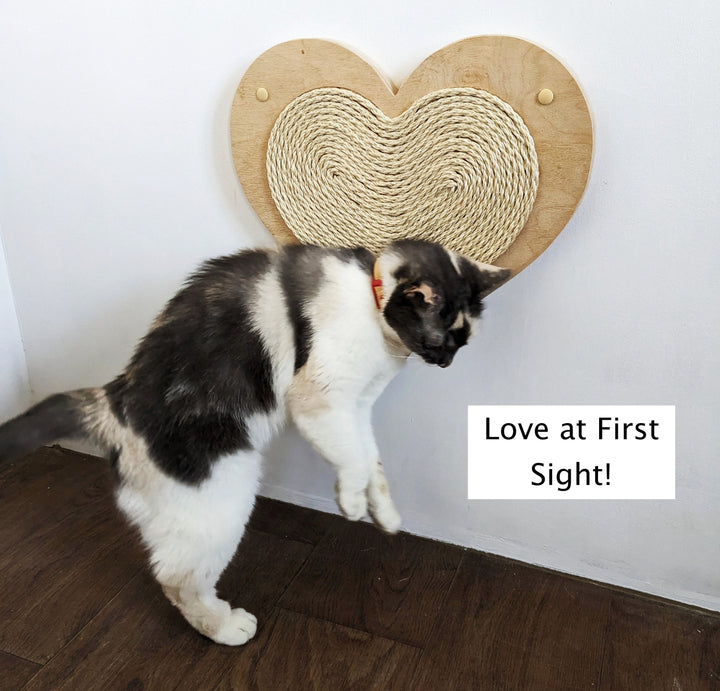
[
  {"left": 370, "top": 501, "right": 402, "bottom": 534},
  {"left": 213, "top": 608, "right": 257, "bottom": 646},
  {"left": 338, "top": 489, "right": 367, "bottom": 521}
]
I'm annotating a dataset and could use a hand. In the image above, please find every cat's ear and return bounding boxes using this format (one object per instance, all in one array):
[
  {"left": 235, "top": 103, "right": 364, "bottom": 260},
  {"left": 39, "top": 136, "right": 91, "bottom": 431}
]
[
  {"left": 454, "top": 254, "right": 511, "bottom": 313},
  {"left": 403, "top": 282, "right": 439, "bottom": 306},
  {"left": 473, "top": 262, "right": 512, "bottom": 299}
]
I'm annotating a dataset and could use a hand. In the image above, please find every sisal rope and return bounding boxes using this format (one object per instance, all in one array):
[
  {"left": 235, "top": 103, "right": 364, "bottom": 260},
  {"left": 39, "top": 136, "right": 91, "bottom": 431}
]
[{"left": 266, "top": 87, "right": 539, "bottom": 263}]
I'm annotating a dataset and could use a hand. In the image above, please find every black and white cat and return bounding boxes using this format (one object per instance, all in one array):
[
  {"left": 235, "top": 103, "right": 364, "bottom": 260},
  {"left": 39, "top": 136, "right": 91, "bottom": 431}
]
[{"left": 0, "top": 239, "right": 508, "bottom": 645}]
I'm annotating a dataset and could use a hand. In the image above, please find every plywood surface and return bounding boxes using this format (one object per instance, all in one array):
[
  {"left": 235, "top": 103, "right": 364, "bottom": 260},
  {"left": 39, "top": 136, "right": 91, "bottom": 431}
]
[{"left": 231, "top": 36, "right": 593, "bottom": 276}]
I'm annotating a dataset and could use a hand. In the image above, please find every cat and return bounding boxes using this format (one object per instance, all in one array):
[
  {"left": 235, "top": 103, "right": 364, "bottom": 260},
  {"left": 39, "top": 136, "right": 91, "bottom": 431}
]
[{"left": 0, "top": 238, "right": 509, "bottom": 645}]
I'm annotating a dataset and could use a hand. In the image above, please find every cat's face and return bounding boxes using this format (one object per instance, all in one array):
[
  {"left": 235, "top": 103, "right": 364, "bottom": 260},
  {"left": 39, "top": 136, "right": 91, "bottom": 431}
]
[{"left": 381, "top": 240, "right": 510, "bottom": 368}]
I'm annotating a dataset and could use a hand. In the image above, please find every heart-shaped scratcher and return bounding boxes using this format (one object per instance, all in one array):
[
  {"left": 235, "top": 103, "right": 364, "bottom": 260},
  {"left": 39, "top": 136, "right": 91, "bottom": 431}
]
[
  {"left": 266, "top": 87, "right": 539, "bottom": 263},
  {"left": 231, "top": 36, "right": 593, "bottom": 276}
]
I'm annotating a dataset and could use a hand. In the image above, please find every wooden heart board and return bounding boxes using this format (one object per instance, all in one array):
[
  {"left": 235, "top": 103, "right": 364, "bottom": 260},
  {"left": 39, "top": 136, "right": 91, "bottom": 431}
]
[{"left": 231, "top": 36, "right": 593, "bottom": 276}]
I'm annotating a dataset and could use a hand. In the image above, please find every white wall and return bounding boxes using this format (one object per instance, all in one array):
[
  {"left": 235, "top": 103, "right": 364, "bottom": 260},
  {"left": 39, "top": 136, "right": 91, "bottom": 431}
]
[
  {"left": 1, "top": 1, "right": 718, "bottom": 610},
  {"left": 0, "top": 231, "right": 31, "bottom": 419}
]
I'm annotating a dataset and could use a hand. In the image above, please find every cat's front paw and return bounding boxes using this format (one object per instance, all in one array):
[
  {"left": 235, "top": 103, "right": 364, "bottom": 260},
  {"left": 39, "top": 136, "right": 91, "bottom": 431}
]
[
  {"left": 370, "top": 501, "right": 402, "bottom": 534},
  {"left": 337, "top": 489, "right": 368, "bottom": 521},
  {"left": 213, "top": 608, "right": 257, "bottom": 646}
]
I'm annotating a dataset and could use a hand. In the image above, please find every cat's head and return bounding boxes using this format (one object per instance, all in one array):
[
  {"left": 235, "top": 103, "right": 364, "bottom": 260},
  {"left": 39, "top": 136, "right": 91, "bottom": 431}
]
[{"left": 378, "top": 240, "right": 510, "bottom": 368}]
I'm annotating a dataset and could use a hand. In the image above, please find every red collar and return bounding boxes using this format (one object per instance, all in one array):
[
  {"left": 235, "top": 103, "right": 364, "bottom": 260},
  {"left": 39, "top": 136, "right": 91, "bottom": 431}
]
[{"left": 371, "top": 261, "right": 383, "bottom": 310}]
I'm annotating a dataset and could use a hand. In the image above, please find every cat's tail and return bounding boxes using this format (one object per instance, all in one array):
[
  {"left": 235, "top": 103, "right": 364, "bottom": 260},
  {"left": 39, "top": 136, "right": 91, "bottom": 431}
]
[{"left": 0, "top": 388, "right": 105, "bottom": 463}]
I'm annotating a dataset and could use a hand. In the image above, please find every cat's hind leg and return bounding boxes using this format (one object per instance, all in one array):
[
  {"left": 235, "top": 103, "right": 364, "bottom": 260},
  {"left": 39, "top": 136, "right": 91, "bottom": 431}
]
[
  {"left": 116, "top": 449, "right": 261, "bottom": 645},
  {"left": 159, "top": 571, "right": 257, "bottom": 646}
]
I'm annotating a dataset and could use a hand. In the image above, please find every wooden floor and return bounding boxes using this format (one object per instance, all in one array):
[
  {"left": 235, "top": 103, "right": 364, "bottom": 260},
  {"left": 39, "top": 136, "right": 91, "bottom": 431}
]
[{"left": 1, "top": 447, "right": 719, "bottom": 690}]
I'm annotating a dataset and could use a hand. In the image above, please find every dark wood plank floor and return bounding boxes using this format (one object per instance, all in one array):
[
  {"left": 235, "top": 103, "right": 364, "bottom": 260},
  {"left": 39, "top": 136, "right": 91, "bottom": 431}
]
[{"left": 1, "top": 447, "right": 719, "bottom": 690}]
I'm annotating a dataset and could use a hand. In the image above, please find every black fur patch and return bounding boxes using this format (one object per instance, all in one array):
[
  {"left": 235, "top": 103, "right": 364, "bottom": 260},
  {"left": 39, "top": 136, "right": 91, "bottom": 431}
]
[
  {"left": 108, "top": 446, "right": 121, "bottom": 482},
  {"left": 389, "top": 240, "right": 458, "bottom": 286},
  {"left": 279, "top": 245, "right": 321, "bottom": 372},
  {"left": 105, "top": 376, "right": 127, "bottom": 426},
  {"left": 280, "top": 245, "right": 374, "bottom": 372},
  {"left": 0, "top": 393, "right": 84, "bottom": 463},
  {"left": 346, "top": 247, "right": 375, "bottom": 273},
  {"left": 105, "top": 249, "right": 275, "bottom": 484}
]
